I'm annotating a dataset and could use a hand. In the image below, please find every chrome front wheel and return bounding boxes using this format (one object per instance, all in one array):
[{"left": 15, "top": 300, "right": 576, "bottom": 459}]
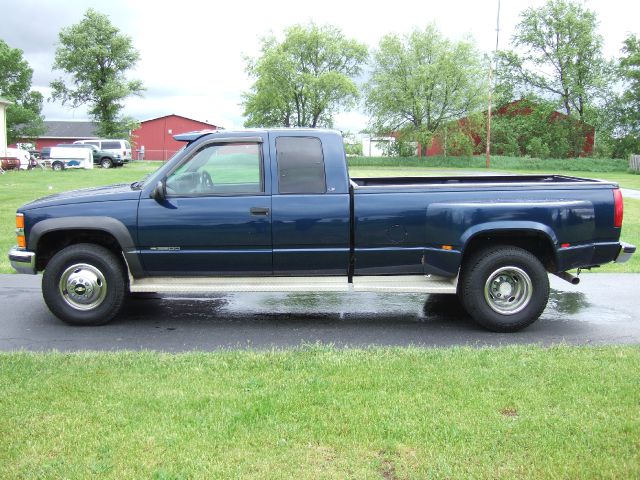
[
  {"left": 59, "top": 263, "right": 108, "bottom": 311},
  {"left": 43, "top": 243, "right": 126, "bottom": 326}
]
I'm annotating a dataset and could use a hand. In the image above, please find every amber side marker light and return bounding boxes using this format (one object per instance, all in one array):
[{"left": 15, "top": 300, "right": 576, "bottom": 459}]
[
  {"left": 441, "top": 245, "right": 453, "bottom": 251},
  {"left": 16, "top": 213, "right": 26, "bottom": 248}
]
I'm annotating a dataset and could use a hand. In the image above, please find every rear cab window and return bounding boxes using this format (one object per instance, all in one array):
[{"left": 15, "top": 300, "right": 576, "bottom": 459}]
[{"left": 275, "top": 137, "right": 326, "bottom": 194}]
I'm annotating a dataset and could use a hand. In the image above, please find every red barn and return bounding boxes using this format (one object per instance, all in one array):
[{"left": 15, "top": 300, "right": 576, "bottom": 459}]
[{"left": 132, "top": 114, "right": 220, "bottom": 160}]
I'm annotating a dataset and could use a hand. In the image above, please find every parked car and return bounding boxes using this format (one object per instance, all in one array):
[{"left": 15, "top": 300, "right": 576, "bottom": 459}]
[
  {"left": 8, "top": 128, "right": 636, "bottom": 330},
  {"left": 0, "top": 155, "right": 21, "bottom": 171},
  {"left": 2, "top": 148, "right": 31, "bottom": 170},
  {"left": 57, "top": 143, "right": 124, "bottom": 168},
  {"left": 73, "top": 139, "right": 132, "bottom": 162}
]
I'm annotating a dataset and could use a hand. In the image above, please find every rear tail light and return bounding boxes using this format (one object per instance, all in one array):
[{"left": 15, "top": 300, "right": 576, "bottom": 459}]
[
  {"left": 16, "top": 213, "right": 26, "bottom": 248},
  {"left": 613, "top": 188, "right": 623, "bottom": 228}
]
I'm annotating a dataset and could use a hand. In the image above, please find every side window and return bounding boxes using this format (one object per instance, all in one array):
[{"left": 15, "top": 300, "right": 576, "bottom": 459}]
[
  {"left": 85, "top": 141, "right": 99, "bottom": 147},
  {"left": 102, "top": 141, "right": 121, "bottom": 150},
  {"left": 276, "top": 137, "right": 326, "bottom": 194},
  {"left": 166, "top": 142, "right": 262, "bottom": 196}
]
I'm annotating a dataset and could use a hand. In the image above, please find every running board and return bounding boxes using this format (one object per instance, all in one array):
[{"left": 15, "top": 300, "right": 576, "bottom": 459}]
[{"left": 129, "top": 275, "right": 458, "bottom": 294}]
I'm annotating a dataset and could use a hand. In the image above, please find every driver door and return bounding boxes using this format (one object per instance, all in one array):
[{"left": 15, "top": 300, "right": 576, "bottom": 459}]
[{"left": 137, "top": 138, "right": 272, "bottom": 275}]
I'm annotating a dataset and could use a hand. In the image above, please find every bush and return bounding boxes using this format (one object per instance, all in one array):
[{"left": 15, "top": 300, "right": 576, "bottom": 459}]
[
  {"left": 382, "top": 139, "right": 416, "bottom": 157},
  {"left": 344, "top": 143, "right": 363, "bottom": 156},
  {"left": 447, "top": 130, "right": 474, "bottom": 156},
  {"left": 526, "top": 137, "right": 550, "bottom": 159}
]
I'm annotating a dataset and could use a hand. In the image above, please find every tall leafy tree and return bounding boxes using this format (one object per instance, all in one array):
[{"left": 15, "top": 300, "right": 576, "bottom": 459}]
[
  {"left": 242, "top": 23, "right": 368, "bottom": 128},
  {"left": 613, "top": 34, "right": 640, "bottom": 156},
  {"left": 365, "top": 25, "right": 486, "bottom": 152},
  {"left": 50, "top": 9, "right": 144, "bottom": 138},
  {"left": 0, "top": 39, "right": 44, "bottom": 144},
  {"left": 497, "top": 0, "right": 610, "bottom": 122}
]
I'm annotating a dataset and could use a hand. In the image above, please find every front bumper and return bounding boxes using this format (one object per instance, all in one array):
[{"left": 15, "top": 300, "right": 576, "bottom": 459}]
[
  {"left": 8, "top": 247, "right": 36, "bottom": 274},
  {"left": 615, "top": 241, "right": 636, "bottom": 264}
]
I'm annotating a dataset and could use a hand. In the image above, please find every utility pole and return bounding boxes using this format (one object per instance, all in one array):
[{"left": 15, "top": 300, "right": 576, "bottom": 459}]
[{"left": 486, "top": 0, "right": 501, "bottom": 169}]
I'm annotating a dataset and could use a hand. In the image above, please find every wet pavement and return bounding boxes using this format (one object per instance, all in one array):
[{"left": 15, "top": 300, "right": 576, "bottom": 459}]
[
  {"left": 0, "top": 273, "right": 638, "bottom": 351},
  {"left": 621, "top": 188, "right": 640, "bottom": 200}
]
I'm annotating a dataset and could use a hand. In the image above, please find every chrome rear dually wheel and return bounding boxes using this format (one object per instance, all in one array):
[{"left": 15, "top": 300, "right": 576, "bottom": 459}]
[{"left": 459, "top": 246, "right": 549, "bottom": 332}]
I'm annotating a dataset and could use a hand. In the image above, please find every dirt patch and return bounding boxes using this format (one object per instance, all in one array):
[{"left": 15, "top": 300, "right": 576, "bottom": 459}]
[{"left": 500, "top": 407, "right": 518, "bottom": 417}]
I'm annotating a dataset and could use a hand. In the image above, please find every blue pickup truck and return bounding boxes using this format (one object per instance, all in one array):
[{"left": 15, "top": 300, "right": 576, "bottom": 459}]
[{"left": 8, "top": 129, "right": 636, "bottom": 331}]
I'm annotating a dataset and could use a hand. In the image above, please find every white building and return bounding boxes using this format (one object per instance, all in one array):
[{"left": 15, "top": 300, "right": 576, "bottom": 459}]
[
  {"left": 361, "top": 134, "right": 395, "bottom": 157},
  {"left": 0, "top": 97, "right": 12, "bottom": 157}
]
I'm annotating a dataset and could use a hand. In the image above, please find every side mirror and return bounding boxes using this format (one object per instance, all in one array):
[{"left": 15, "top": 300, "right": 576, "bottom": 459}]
[{"left": 151, "top": 180, "right": 166, "bottom": 201}]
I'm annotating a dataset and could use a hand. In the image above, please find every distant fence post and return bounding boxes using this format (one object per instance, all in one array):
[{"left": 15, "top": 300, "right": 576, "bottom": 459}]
[{"left": 630, "top": 154, "right": 640, "bottom": 173}]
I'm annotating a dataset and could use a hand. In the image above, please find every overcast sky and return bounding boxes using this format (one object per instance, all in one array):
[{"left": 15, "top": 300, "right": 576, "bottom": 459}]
[{"left": 1, "top": 0, "right": 638, "bottom": 132}]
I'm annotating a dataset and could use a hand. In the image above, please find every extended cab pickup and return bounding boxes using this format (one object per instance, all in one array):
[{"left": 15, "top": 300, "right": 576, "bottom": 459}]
[{"left": 8, "top": 129, "right": 636, "bottom": 331}]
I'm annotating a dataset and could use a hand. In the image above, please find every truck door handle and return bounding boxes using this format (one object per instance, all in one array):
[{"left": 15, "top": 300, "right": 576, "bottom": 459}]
[{"left": 250, "top": 207, "right": 270, "bottom": 216}]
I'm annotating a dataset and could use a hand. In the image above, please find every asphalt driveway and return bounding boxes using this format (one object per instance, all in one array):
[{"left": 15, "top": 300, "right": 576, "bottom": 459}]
[{"left": 0, "top": 273, "right": 638, "bottom": 351}]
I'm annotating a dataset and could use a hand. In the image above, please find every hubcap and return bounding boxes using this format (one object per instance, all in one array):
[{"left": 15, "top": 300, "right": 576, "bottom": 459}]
[
  {"left": 484, "top": 266, "right": 533, "bottom": 315},
  {"left": 59, "top": 263, "right": 107, "bottom": 311}
]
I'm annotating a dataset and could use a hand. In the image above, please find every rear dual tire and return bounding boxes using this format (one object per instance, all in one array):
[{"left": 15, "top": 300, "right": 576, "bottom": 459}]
[{"left": 458, "top": 246, "right": 549, "bottom": 332}]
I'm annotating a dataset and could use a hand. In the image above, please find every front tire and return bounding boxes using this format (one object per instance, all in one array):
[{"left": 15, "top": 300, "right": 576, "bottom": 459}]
[
  {"left": 101, "top": 158, "right": 113, "bottom": 169},
  {"left": 42, "top": 243, "right": 126, "bottom": 326},
  {"left": 52, "top": 162, "right": 64, "bottom": 171},
  {"left": 459, "top": 246, "right": 549, "bottom": 332}
]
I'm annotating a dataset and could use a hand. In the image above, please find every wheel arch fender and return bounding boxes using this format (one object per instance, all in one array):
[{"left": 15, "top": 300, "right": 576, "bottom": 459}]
[
  {"left": 459, "top": 221, "right": 559, "bottom": 268},
  {"left": 29, "top": 216, "right": 143, "bottom": 277}
]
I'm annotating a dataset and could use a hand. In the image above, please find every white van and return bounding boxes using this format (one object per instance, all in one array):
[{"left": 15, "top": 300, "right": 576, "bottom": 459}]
[
  {"left": 49, "top": 147, "right": 93, "bottom": 171},
  {"left": 74, "top": 139, "right": 132, "bottom": 162}
]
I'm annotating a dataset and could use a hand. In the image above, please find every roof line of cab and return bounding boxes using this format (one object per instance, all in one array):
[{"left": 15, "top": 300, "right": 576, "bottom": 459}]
[{"left": 173, "top": 128, "right": 343, "bottom": 143}]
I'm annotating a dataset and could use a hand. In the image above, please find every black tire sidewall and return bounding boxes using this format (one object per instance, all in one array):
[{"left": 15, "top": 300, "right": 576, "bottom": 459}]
[
  {"left": 101, "top": 158, "right": 113, "bottom": 168},
  {"left": 460, "top": 246, "right": 549, "bottom": 332},
  {"left": 42, "top": 244, "right": 125, "bottom": 326}
]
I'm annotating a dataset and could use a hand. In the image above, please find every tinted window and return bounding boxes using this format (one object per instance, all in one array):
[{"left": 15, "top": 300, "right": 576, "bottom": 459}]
[
  {"left": 276, "top": 137, "right": 326, "bottom": 194},
  {"left": 102, "top": 141, "right": 121, "bottom": 150},
  {"left": 166, "top": 142, "right": 262, "bottom": 196}
]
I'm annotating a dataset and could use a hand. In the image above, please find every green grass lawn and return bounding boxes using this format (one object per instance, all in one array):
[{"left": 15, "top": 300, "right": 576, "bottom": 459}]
[
  {"left": 0, "top": 346, "right": 638, "bottom": 479},
  {"left": 1, "top": 161, "right": 638, "bottom": 273}
]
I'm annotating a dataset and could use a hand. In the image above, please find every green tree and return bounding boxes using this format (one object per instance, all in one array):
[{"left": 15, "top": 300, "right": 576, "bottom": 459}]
[
  {"left": 612, "top": 34, "right": 640, "bottom": 156},
  {"left": 365, "top": 25, "right": 486, "bottom": 155},
  {"left": 498, "top": 0, "right": 610, "bottom": 122},
  {"left": 242, "top": 23, "right": 368, "bottom": 128},
  {"left": 0, "top": 39, "right": 44, "bottom": 144},
  {"left": 489, "top": 99, "right": 591, "bottom": 158},
  {"left": 50, "top": 9, "right": 144, "bottom": 138}
]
